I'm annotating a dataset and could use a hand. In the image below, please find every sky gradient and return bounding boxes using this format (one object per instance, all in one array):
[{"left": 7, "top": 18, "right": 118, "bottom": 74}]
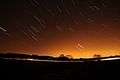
[{"left": 0, "top": 0, "right": 120, "bottom": 58}]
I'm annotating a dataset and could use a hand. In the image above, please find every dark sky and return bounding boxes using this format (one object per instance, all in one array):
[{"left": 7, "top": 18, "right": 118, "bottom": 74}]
[{"left": 0, "top": 0, "right": 120, "bottom": 58}]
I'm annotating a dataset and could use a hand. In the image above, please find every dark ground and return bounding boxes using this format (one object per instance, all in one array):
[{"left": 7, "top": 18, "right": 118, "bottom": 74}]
[{"left": 0, "top": 57, "right": 120, "bottom": 80}]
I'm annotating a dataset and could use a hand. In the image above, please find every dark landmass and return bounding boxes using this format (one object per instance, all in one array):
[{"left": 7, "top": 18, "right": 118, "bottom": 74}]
[
  {"left": 0, "top": 52, "right": 120, "bottom": 61},
  {"left": 0, "top": 53, "right": 120, "bottom": 80}
]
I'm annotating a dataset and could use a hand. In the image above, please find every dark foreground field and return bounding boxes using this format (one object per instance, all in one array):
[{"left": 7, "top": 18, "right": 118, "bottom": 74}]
[{"left": 0, "top": 54, "right": 120, "bottom": 80}]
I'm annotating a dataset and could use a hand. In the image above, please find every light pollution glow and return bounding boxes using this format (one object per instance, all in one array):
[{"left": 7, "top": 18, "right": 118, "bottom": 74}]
[
  {"left": 1, "top": 34, "right": 120, "bottom": 58},
  {"left": 0, "top": 0, "right": 120, "bottom": 58}
]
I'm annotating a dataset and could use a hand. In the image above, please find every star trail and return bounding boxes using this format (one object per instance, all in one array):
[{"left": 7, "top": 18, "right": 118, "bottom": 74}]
[{"left": 0, "top": 0, "right": 120, "bottom": 58}]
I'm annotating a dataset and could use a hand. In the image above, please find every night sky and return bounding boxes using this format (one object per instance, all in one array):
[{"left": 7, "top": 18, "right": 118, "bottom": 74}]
[{"left": 0, "top": 0, "right": 120, "bottom": 58}]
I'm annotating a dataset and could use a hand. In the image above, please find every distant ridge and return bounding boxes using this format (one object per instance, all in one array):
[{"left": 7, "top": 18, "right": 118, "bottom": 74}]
[{"left": 0, "top": 52, "right": 120, "bottom": 61}]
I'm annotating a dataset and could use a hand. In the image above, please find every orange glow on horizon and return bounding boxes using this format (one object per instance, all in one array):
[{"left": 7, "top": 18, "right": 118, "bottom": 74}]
[
  {"left": 46, "top": 49, "right": 120, "bottom": 58},
  {"left": 1, "top": 35, "right": 120, "bottom": 59}
]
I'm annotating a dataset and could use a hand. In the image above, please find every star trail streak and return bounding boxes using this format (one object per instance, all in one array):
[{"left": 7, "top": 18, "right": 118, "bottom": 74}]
[{"left": 0, "top": 26, "right": 7, "bottom": 32}]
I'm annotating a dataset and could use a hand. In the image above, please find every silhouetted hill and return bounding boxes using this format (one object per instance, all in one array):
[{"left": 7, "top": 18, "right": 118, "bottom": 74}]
[
  {"left": 0, "top": 52, "right": 120, "bottom": 61},
  {"left": 0, "top": 52, "right": 54, "bottom": 60}
]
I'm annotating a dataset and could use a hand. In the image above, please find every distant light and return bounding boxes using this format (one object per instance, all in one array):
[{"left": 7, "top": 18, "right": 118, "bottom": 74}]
[
  {"left": 26, "top": 58, "right": 34, "bottom": 61},
  {"left": 101, "top": 58, "right": 120, "bottom": 61}
]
